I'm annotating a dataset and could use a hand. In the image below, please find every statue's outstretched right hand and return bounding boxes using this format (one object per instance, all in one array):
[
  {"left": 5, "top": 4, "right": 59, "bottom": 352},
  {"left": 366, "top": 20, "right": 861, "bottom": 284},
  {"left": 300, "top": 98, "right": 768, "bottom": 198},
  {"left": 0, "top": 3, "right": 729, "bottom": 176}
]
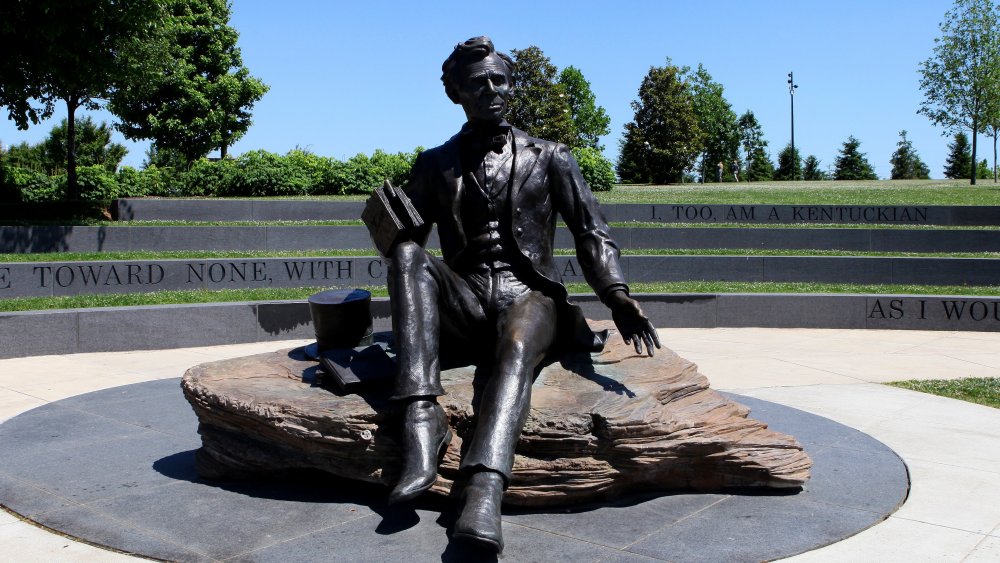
[{"left": 606, "top": 290, "right": 661, "bottom": 357}]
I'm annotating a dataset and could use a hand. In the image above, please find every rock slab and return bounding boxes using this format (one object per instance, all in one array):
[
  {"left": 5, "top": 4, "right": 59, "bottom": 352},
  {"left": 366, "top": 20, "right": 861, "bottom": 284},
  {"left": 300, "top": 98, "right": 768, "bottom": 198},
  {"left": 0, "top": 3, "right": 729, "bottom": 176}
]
[{"left": 182, "top": 322, "right": 811, "bottom": 506}]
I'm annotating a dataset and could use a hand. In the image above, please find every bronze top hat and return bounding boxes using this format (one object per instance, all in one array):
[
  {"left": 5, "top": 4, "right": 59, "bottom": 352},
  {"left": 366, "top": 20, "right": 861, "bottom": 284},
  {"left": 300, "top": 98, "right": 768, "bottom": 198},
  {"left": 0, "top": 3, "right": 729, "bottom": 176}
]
[{"left": 303, "top": 288, "right": 374, "bottom": 360}]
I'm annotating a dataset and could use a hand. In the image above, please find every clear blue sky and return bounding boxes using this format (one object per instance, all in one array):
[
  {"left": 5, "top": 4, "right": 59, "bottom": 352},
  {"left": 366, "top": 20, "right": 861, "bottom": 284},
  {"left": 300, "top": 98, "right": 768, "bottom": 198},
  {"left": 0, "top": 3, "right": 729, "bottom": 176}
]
[{"left": 0, "top": 0, "right": 984, "bottom": 180}]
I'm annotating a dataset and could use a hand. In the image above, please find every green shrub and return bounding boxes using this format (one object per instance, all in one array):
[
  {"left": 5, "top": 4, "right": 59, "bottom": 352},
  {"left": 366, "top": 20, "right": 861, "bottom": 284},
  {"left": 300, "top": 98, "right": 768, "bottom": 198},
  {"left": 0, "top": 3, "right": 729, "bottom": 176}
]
[
  {"left": 284, "top": 149, "right": 331, "bottom": 193},
  {"left": 119, "top": 165, "right": 180, "bottom": 197},
  {"left": 572, "top": 146, "right": 616, "bottom": 192},
  {"left": 73, "top": 165, "right": 121, "bottom": 200},
  {"left": 100, "top": 147, "right": 422, "bottom": 199},
  {"left": 7, "top": 166, "right": 61, "bottom": 202},
  {"left": 183, "top": 159, "right": 236, "bottom": 197},
  {"left": 227, "top": 150, "right": 312, "bottom": 196},
  {"left": 371, "top": 149, "right": 416, "bottom": 188}
]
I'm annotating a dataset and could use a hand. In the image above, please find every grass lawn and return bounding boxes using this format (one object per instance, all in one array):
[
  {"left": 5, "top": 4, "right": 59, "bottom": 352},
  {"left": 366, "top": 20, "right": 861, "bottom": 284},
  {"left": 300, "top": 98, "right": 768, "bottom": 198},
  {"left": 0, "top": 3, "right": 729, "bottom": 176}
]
[
  {"left": 5, "top": 248, "right": 1000, "bottom": 263},
  {"left": 887, "top": 378, "right": 1000, "bottom": 409},
  {"left": 3, "top": 281, "right": 999, "bottom": 312}
]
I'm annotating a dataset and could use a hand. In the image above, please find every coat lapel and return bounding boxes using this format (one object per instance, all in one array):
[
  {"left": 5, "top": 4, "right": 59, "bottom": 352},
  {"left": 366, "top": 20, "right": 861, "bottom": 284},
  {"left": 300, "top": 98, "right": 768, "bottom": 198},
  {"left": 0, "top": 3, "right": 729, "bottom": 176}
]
[
  {"left": 511, "top": 129, "right": 541, "bottom": 203},
  {"left": 441, "top": 135, "right": 466, "bottom": 243}
]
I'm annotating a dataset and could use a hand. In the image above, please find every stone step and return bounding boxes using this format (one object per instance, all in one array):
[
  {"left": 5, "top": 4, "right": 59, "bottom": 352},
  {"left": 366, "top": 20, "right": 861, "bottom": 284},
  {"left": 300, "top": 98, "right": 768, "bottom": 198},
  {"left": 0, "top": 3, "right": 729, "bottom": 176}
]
[
  {"left": 114, "top": 198, "right": 1000, "bottom": 226},
  {"left": 2, "top": 255, "right": 1000, "bottom": 299},
  {"left": 3, "top": 293, "right": 999, "bottom": 359},
  {"left": 5, "top": 225, "right": 1000, "bottom": 253}
]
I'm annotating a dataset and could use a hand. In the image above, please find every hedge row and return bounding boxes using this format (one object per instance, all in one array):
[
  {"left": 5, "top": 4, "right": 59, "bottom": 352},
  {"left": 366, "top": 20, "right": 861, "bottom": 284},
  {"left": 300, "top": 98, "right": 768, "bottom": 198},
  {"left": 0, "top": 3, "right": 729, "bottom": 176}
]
[{"left": 0, "top": 146, "right": 615, "bottom": 203}]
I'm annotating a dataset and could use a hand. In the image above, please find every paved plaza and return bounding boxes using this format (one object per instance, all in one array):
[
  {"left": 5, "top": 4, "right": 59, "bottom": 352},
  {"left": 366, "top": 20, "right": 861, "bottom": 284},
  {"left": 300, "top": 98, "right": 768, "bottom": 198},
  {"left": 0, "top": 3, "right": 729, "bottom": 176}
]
[{"left": 1, "top": 327, "right": 999, "bottom": 561}]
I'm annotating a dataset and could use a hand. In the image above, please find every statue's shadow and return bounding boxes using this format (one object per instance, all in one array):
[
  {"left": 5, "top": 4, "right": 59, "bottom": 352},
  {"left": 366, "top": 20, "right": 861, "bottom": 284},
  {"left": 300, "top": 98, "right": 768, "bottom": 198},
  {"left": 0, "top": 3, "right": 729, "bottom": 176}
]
[{"left": 152, "top": 453, "right": 498, "bottom": 561}]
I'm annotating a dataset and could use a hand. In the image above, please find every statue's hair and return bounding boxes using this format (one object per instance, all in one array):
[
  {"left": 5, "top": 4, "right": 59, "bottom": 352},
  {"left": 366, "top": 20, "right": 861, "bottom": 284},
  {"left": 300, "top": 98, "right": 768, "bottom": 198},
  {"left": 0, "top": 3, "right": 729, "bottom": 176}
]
[{"left": 441, "top": 36, "right": 515, "bottom": 103}]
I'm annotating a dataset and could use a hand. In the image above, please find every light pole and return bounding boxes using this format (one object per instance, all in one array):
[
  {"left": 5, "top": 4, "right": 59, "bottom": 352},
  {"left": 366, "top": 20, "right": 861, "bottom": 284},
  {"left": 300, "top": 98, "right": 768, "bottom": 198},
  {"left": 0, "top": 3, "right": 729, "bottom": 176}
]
[{"left": 787, "top": 72, "right": 798, "bottom": 180}]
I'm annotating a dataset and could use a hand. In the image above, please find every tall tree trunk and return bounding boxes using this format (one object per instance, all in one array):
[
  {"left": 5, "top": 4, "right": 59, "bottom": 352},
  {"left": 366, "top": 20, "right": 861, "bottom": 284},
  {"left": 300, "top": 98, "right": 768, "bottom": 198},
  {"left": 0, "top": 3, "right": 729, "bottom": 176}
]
[
  {"left": 65, "top": 96, "right": 80, "bottom": 200},
  {"left": 970, "top": 114, "right": 979, "bottom": 185},
  {"left": 993, "top": 131, "right": 997, "bottom": 183}
]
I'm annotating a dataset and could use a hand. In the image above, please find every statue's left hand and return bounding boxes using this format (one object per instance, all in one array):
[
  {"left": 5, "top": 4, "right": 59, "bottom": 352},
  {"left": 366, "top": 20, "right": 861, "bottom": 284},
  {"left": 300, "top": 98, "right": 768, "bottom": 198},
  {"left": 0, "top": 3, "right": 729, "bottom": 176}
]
[{"left": 607, "top": 290, "right": 661, "bottom": 357}]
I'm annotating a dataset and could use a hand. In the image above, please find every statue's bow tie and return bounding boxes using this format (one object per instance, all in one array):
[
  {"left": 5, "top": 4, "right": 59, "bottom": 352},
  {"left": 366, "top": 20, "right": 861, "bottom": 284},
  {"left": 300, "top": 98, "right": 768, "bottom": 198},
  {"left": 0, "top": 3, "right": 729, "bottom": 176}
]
[{"left": 464, "top": 126, "right": 510, "bottom": 154}]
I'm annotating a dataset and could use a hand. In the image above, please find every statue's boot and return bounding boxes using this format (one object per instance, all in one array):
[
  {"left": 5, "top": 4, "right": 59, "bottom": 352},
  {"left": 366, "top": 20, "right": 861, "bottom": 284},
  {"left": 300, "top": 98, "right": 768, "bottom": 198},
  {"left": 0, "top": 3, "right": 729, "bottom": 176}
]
[
  {"left": 453, "top": 470, "right": 505, "bottom": 553},
  {"left": 388, "top": 400, "right": 451, "bottom": 505}
]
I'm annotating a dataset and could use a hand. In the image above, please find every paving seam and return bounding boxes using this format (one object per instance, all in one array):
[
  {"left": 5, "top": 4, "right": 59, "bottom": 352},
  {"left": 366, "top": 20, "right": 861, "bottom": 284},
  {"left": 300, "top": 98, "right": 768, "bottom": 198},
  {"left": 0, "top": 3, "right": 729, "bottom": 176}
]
[
  {"left": 222, "top": 512, "right": 379, "bottom": 562},
  {"left": 619, "top": 496, "right": 731, "bottom": 552},
  {"left": 888, "top": 515, "right": 996, "bottom": 537},
  {"left": 767, "top": 358, "right": 873, "bottom": 383},
  {"left": 938, "top": 354, "right": 1000, "bottom": 371},
  {"left": 497, "top": 519, "right": 675, "bottom": 560}
]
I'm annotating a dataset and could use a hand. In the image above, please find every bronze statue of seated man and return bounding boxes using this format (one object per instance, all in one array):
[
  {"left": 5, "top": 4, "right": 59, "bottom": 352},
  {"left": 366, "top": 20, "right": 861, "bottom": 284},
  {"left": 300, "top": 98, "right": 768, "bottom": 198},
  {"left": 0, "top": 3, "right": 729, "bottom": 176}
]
[{"left": 385, "top": 36, "right": 659, "bottom": 553}]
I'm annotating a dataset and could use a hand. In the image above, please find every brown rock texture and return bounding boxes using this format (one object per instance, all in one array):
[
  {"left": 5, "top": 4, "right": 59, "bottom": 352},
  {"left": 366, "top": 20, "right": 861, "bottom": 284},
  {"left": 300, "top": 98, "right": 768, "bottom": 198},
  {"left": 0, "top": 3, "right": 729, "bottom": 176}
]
[{"left": 182, "top": 322, "right": 811, "bottom": 506}]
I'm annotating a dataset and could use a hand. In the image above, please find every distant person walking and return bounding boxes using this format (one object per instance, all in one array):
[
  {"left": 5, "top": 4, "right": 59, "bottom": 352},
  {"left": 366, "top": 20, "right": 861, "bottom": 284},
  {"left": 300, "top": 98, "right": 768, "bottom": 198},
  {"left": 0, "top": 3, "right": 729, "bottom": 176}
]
[
  {"left": 731, "top": 160, "right": 740, "bottom": 182},
  {"left": 716, "top": 161, "right": 723, "bottom": 182}
]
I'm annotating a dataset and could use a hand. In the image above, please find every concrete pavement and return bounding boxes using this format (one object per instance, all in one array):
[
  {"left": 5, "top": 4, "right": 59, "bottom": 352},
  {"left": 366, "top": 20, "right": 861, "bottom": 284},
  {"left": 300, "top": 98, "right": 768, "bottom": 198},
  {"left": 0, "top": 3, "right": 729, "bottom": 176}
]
[{"left": 1, "top": 328, "right": 999, "bottom": 562}]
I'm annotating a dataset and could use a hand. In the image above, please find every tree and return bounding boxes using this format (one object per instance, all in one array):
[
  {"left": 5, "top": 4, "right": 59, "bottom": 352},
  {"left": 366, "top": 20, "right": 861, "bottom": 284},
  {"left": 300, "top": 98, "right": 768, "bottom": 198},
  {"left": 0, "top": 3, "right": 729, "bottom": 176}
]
[
  {"left": 918, "top": 0, "right": 1000, "bottom": 185},
  {"left": 978, "top": 158, "right": 993, "bottom": 178},
  {"left": 986, "top": 119, "right": 1000, "bottom": 181},
  {"left": 889, "top": 130, "right": 931, "bottom": 179},
  {"left": 617, "top": 62, "right": 703, "bottom": 184},
  {"left": 558, "top": 66, "right": 611, "bottom": 150},
  {"left": 506, "top": 46, "right": 576, "bottom": 146},
  {"left": 802, "top": 155, "right": 827, "bottom": 181},
  {"left": 774, "top": 143, "right": 802, "bottom": 181},
  {"left": 688, "top": 64, "right": 739, "bottom": 182},
  {"left": 737, "top": 110, "right": 768, "bottom": 182},
  {"left": 0, "top": 0, "right": 161, "bottom": 198},
  {"left": 944, "top": 132, "right": 974, "bottom": 178},
  {"left": 748, "top": 149, "right": 775, "bottom": 181},
  {"left": 111, "top": 0, "right": 268, "bottom": 166},
  {"left": 833, "top": 136, "right": 878, "bottom": 180},
  {"left": 3, "top": 141, "right": 46, "bottom": 173}
]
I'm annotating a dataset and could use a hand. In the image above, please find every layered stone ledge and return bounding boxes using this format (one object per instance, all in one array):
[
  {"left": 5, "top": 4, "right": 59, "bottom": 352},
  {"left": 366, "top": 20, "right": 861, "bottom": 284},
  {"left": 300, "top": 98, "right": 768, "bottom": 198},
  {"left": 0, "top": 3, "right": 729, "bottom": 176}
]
[
  {"left": 4, "top": 293, "right": 1000, "bottom": 359},
  {"left": 181, "top": 323, "right": 811, "bottom": 506},
  {"left": 7, "top": 224, "right": 1000, "bottom": 254},
  {"left": 3, "top": 254, "right": 1000, "bottom": 298},
  {"left": 113, "top": 198, "right": 1000, "bottom": 226}
]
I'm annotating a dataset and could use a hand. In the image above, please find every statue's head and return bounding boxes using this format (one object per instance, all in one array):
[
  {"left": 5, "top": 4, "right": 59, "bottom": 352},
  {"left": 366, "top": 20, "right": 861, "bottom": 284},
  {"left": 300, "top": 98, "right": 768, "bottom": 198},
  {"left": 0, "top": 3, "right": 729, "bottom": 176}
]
[{"left": 441, "top": 36, "right": 515, "bottom": 123}]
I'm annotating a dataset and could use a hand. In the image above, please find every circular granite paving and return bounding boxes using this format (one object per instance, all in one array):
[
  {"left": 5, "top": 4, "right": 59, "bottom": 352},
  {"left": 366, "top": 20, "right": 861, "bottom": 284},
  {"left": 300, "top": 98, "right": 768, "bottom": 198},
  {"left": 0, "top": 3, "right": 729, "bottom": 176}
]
[{"left": 0, "top": 379, "right": 908, "bottom": 563}]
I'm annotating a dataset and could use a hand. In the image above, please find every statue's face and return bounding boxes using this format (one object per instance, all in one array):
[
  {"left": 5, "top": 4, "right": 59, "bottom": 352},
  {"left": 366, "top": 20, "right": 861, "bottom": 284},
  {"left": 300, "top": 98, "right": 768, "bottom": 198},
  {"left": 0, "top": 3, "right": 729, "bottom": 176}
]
[{"left": 454, "top": 55, "right": 511, "bottom": 123}]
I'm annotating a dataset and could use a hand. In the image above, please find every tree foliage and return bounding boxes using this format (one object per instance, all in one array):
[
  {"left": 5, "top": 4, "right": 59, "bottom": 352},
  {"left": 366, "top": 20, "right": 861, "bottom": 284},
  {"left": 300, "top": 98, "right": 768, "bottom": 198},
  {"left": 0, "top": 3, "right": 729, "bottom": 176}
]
[
  {"left": 506, "top": 46, "right": 576, "bottom": 146},
  {"left": 833, "top": 136, "right": 878, "bottom": 180},
  {"left": 985, "top": 119, "right": 1000, "bottom": 181},
  {"left": 737, "top": 111, "right": 769, "bottom": 182},
  {"left": 617, "top": 62, "right": 703, "bottom": 184},
  {"left": 571, "top": 147, "right": 616, "bottom": 191},
  {"left": 802, "top": 155, "right": 827, "bottom": 181},
  {"left": 944, "top": 132, "right": 974, "bottom": 178},
  {"left": 978, "top": 158, "right": 993, "bottom": 178},
  {"left": 110, "top": 0, "right": 268, "bottom": 166},
  {"left": 748, "top": 149, "right": 775, "bottom": 181},
  {"left": 557, "top": 66, "right": 611, "bottom": 150},
  {"left": 890, "top": 130, "right": 930, "bottom": 179},
  {"left": 918, "top": 0, "right": 1000, "bottom": 184},
  {"left": 0, "top": 0, "right": 162, "bottom": 198},
  {"left": 774, "top": 143, "right": 802, "bottom": 181},
  {"left": 19, "top": 117, "right": 127, "bottom": 174},
  {"left": 688, "top": 65, "right": 740, "bottom": 182}
]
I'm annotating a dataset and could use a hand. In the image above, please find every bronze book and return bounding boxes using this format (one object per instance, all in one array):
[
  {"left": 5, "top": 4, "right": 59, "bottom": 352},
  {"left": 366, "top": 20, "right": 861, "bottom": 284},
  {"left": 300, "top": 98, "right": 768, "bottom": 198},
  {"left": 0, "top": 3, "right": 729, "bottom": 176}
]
[
  {"left": 362, "top": 180, "right": 425, "bottom": 257},
  {"left": 318, "top": 343, "right": 396, "bottom": 393}
]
